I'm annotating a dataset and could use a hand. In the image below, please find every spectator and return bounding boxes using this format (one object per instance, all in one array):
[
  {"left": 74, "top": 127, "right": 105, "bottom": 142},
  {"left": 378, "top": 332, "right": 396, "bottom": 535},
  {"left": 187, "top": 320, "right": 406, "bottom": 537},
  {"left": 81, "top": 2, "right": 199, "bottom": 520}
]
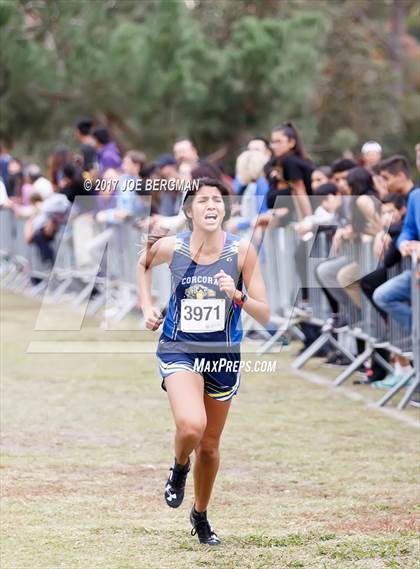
[
  {"left": 7, "top": 158, "right": 24, "bottom": 198},
  {"left": 294, "top": 183, "right": 341, "bottom": 306},
  {"left": 361, "top": 140, "right": 382, "bottom": 169},
  {"left": 24, "top": 190, "right": 70, "bottom": 266},
  {"left": 47, "top": 146, "right": 72, "bottom": 190},
  {"left": 121, "top": 149, "right": 146, "bottom": 188},
  {"left": 346, "top": 166, "right": 381, "bottom": 235},
  {"left": 0, "top": 176, "right": 10, "bottom": 207},
  {"left": 76, "top": 118, "right": 97, "bottom": 172},
  {"left": 360, "top": 193, "right": 407, "bottom": 382},
  {"left": 373, "top": 188, "right": 420, "bottom": 332},
  {"left": 252, "top": 157, "right": 293, "bottom": 229},
  {"left": 26, "top": 164, "right": 53, "bottom": 200},
  {"left": 270, "top": 121, "right": 314, "bottom": 218},
  {"left": 415, "top": 143, "right": 420, "bottom": 175},
  {"left": 378, "top": 155, "right": 415, "bottom": 203},
  {"left": 315, "top": 167, "right": 379, "bottom": 329},
  {"left": 333, "top": 167, "right": 380, "bottom": 309},
  {"left": 371, "top": 162, "right": 388, "bottom": 200},
  {"left": 226, "top": 149, "right": 269, "bottom": 238},
  {"left": 94, "top": 168, "right": 119, "bottom": 218},
  {"left": 173, "top": 137, "right": 199, "bottom": 178},
  {"left": 59, "top": 162, "right": 90, "bottom": 204},
  {"left": 156, "top": 154, "right": 184, "bottom": 217},
  {"left": 247, "top": 136, "right": 272, "bottom": 161},
  {"left": 92, "top": 128, "right": 122, "bottom": 175},
  {"left": 294, "top": 182, "right": 341, "bottom": 239},
  {"left": 0, "top": 143, "right": 11, "bottom": 192},
  {"left": 362, "top": 194, "right": 406, "bottom": 320},
  {"left": 331, "top": 158, "right": 357, "bottom": 196},
  {"left": 20, "top": 166, "right": 40, "bottom": 207},
  {"left": 97, "top": 151, "right": 149, "bottom": 223},
  {"left": 311, "top": 166, "right": 332, "bottom": 191},
  {"left": 233, "top": 137, "right": 272, "bottom": 194}
]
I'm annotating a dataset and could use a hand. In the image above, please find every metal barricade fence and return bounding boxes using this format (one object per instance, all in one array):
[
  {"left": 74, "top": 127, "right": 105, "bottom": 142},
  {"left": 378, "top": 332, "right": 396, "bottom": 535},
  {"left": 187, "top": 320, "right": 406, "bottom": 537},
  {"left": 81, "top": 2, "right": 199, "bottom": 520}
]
[
  {"left": 0, "top": 208, "right": 14, "bottom": 258},
  {"left": 1, "top": 207, "right": 418, "bottom": 407},
  {"left": 0, "top": 209, "right": 173, "bottom": 318},
  {"left": 292, "top": 230, "right": 361, "bottom": 369},
  {"left": 262, "top": 226, "right": 300, "bottom": 317},
  {"left": 376, "top": 252, "right": 420, "bottom": 409},
  {"left": 332, "top": 240, "right": 391, "bottom": 386},
  {"left": 0, "top": 208, "right": 16, "bottom": 276},
  {"left": 1, "top": 212, "right": 31, "bottom": 291},
  {"left": 306, "top": 229, "right": 331, "bottom": 322},
  {"left": 257, "top": 226, "right": 309, "bottom": 354},
  {"left": 387, "top": 257, "right": 412, "bottom": 351}
]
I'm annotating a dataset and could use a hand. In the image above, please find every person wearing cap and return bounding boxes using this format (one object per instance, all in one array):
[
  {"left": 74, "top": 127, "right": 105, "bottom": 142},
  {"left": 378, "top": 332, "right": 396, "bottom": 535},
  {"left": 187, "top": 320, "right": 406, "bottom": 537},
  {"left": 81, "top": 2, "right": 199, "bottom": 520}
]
[
  {"left": 361, "top": 141, "right": 382, "bottom": 169},
  {"left": 157, "top": 154, "right": 178, "bottom": 179}
]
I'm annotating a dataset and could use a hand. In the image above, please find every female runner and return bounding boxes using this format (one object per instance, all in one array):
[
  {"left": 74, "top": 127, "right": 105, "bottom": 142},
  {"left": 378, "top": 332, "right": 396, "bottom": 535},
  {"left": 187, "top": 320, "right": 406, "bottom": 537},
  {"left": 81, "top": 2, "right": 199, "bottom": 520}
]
[{"left": 137, "top": 177, "right": 269, "bottom": 545}]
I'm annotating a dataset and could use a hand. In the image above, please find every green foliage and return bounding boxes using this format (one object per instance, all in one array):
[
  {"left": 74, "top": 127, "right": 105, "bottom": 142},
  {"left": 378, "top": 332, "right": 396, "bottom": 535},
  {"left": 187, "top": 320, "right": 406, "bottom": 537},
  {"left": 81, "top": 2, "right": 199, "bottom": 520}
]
[
  {"left": 0, "top": 0, "right": 418, "bottom": 164},
  {"left": 331, "top": 128, "right": 359, "bottom": 153}
]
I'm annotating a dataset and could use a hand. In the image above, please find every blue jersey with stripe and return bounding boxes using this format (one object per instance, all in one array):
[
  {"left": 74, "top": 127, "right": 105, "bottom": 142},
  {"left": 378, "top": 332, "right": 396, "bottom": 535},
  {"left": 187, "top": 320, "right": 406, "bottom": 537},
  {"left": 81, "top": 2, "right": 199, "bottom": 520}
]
[{"left": 162, "top": 231, "right": 243, "bottom": 347}]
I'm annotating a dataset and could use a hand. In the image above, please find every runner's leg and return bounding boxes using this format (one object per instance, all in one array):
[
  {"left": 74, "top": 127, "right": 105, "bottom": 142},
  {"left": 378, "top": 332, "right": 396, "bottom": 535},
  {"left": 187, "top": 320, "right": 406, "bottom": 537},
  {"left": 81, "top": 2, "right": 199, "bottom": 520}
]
[
  {"left": 193, "top": 393, "right": 231, "bottom": 512},
  {"left": 165, "top": 371, "right": 207, "bottom": 465}
]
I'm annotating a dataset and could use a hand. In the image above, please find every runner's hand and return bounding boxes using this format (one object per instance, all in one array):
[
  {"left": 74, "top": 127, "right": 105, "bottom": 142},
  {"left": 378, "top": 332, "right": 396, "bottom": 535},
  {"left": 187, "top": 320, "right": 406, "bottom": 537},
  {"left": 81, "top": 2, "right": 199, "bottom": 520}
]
[
  {"left": 215, "top": 269, "right": 236, "bottom": 299},
  {"left": 144, "top": 307, "right": 164, "bottom": 331}
]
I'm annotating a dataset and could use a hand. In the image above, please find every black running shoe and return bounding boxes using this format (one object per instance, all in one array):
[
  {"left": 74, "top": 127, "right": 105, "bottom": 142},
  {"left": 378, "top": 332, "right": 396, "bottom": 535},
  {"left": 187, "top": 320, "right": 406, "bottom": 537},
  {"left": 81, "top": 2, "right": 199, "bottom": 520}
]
[
  {"left": 164, "top": 458, "right": 190, "bottom": 508},
  {"left": 190, "top": 506, "right": 221, "bottom": 545}
]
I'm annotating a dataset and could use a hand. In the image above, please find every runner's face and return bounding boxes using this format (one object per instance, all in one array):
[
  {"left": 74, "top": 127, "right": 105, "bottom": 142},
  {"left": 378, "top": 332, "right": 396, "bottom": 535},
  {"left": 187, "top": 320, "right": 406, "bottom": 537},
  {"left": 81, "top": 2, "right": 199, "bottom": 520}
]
[{"left": 189, "top": 186, "right": 225, "bottom": 232}]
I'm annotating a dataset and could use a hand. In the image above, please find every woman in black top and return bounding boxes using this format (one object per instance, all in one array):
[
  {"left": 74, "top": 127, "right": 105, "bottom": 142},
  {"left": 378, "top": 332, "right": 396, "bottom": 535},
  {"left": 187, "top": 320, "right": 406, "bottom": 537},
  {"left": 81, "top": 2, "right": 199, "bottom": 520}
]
[{"left": 270, "top": 122, "right": 314, "bottom": 219}]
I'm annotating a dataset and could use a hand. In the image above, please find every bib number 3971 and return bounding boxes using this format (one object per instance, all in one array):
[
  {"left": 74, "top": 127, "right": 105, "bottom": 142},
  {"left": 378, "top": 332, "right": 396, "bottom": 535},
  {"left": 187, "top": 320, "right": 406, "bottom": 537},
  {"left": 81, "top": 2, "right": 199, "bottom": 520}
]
[{"left": 180, "top": 298, "right": 225, "bottom": 333}]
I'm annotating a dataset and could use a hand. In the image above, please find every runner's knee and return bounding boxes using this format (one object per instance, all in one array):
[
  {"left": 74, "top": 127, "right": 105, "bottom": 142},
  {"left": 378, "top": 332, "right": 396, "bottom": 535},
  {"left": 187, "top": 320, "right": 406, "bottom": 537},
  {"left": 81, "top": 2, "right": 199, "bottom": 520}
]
[
  {"left": 196, "top": 437, "right": 220, "bottom": 461},
  {"left": 176, "top": 418, "right": 206, "bottom": 443}
]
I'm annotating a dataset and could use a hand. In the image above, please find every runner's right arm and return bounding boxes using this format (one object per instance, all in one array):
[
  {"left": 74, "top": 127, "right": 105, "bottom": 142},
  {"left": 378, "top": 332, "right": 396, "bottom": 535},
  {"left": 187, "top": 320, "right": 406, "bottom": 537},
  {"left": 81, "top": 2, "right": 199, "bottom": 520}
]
[{"left": 137, "top": 235, "right": 176, "bottom": 330}]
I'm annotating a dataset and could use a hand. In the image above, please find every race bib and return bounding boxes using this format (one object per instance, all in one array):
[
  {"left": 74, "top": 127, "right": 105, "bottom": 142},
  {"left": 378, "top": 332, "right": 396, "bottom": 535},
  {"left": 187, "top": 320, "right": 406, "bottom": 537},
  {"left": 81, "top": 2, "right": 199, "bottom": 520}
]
[{"left": 180, "top": 298, "right": 225, "bottom": 333}]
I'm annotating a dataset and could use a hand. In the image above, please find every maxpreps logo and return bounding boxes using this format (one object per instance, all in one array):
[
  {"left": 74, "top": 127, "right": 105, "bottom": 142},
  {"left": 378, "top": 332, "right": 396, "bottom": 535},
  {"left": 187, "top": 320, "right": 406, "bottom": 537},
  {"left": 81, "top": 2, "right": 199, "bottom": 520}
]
[{"left": 185, "top": 285, "right": 216, "bottom": 300}]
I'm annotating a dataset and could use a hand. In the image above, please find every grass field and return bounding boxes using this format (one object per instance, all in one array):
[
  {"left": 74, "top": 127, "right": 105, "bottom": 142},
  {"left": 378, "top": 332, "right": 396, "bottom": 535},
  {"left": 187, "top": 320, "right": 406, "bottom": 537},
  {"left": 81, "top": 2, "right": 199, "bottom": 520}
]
[{"left": 1, "top": 291, "right": 419, "bottom": 569}]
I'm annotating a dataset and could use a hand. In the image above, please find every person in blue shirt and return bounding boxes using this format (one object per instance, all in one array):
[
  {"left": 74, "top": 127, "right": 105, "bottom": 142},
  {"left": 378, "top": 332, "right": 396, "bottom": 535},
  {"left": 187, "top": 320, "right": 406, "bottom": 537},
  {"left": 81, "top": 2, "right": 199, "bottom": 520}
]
[
  {"left": 137, "top": 177, "right": 269, "bottom": 546},
  {"left": 373, "top": 187, "right": 420, "bottom": 331}
]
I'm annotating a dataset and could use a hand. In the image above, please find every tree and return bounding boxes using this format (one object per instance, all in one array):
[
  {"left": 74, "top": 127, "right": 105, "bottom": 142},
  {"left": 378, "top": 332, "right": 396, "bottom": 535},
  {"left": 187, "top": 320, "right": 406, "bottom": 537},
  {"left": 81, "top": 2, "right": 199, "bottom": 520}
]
[{"left": 0, "top": 0, "right": 418, "bottom": 165}]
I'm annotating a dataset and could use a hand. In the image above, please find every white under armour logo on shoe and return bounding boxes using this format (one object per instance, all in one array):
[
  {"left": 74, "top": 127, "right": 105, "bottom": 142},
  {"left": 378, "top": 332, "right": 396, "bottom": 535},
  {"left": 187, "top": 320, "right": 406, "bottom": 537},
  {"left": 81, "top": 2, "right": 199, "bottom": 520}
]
[{"left": 165, "top": 485, "right": 177, "bottom": 501}]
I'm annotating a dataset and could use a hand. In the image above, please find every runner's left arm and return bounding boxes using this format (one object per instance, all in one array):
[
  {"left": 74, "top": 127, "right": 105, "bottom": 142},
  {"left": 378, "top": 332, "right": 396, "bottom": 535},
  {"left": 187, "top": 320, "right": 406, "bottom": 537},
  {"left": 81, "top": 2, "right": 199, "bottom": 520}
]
[{"left": 238, "top": 240, "right": 270, "bottom": 325}]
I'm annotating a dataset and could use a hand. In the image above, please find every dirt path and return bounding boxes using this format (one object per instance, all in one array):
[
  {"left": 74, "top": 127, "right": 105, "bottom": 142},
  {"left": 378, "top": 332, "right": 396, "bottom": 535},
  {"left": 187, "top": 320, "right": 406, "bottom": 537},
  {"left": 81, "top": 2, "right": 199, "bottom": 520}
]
[{"left": 1, "top": 292, "right": 419, "bottom": 569}]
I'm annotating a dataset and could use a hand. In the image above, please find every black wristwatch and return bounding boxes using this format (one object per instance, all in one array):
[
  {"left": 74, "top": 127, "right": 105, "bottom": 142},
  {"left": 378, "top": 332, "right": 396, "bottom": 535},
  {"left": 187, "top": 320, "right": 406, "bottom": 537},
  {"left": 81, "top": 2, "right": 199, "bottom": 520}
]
[{"left": 234, "top": 291, "right": 248, "bottom": 307}]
